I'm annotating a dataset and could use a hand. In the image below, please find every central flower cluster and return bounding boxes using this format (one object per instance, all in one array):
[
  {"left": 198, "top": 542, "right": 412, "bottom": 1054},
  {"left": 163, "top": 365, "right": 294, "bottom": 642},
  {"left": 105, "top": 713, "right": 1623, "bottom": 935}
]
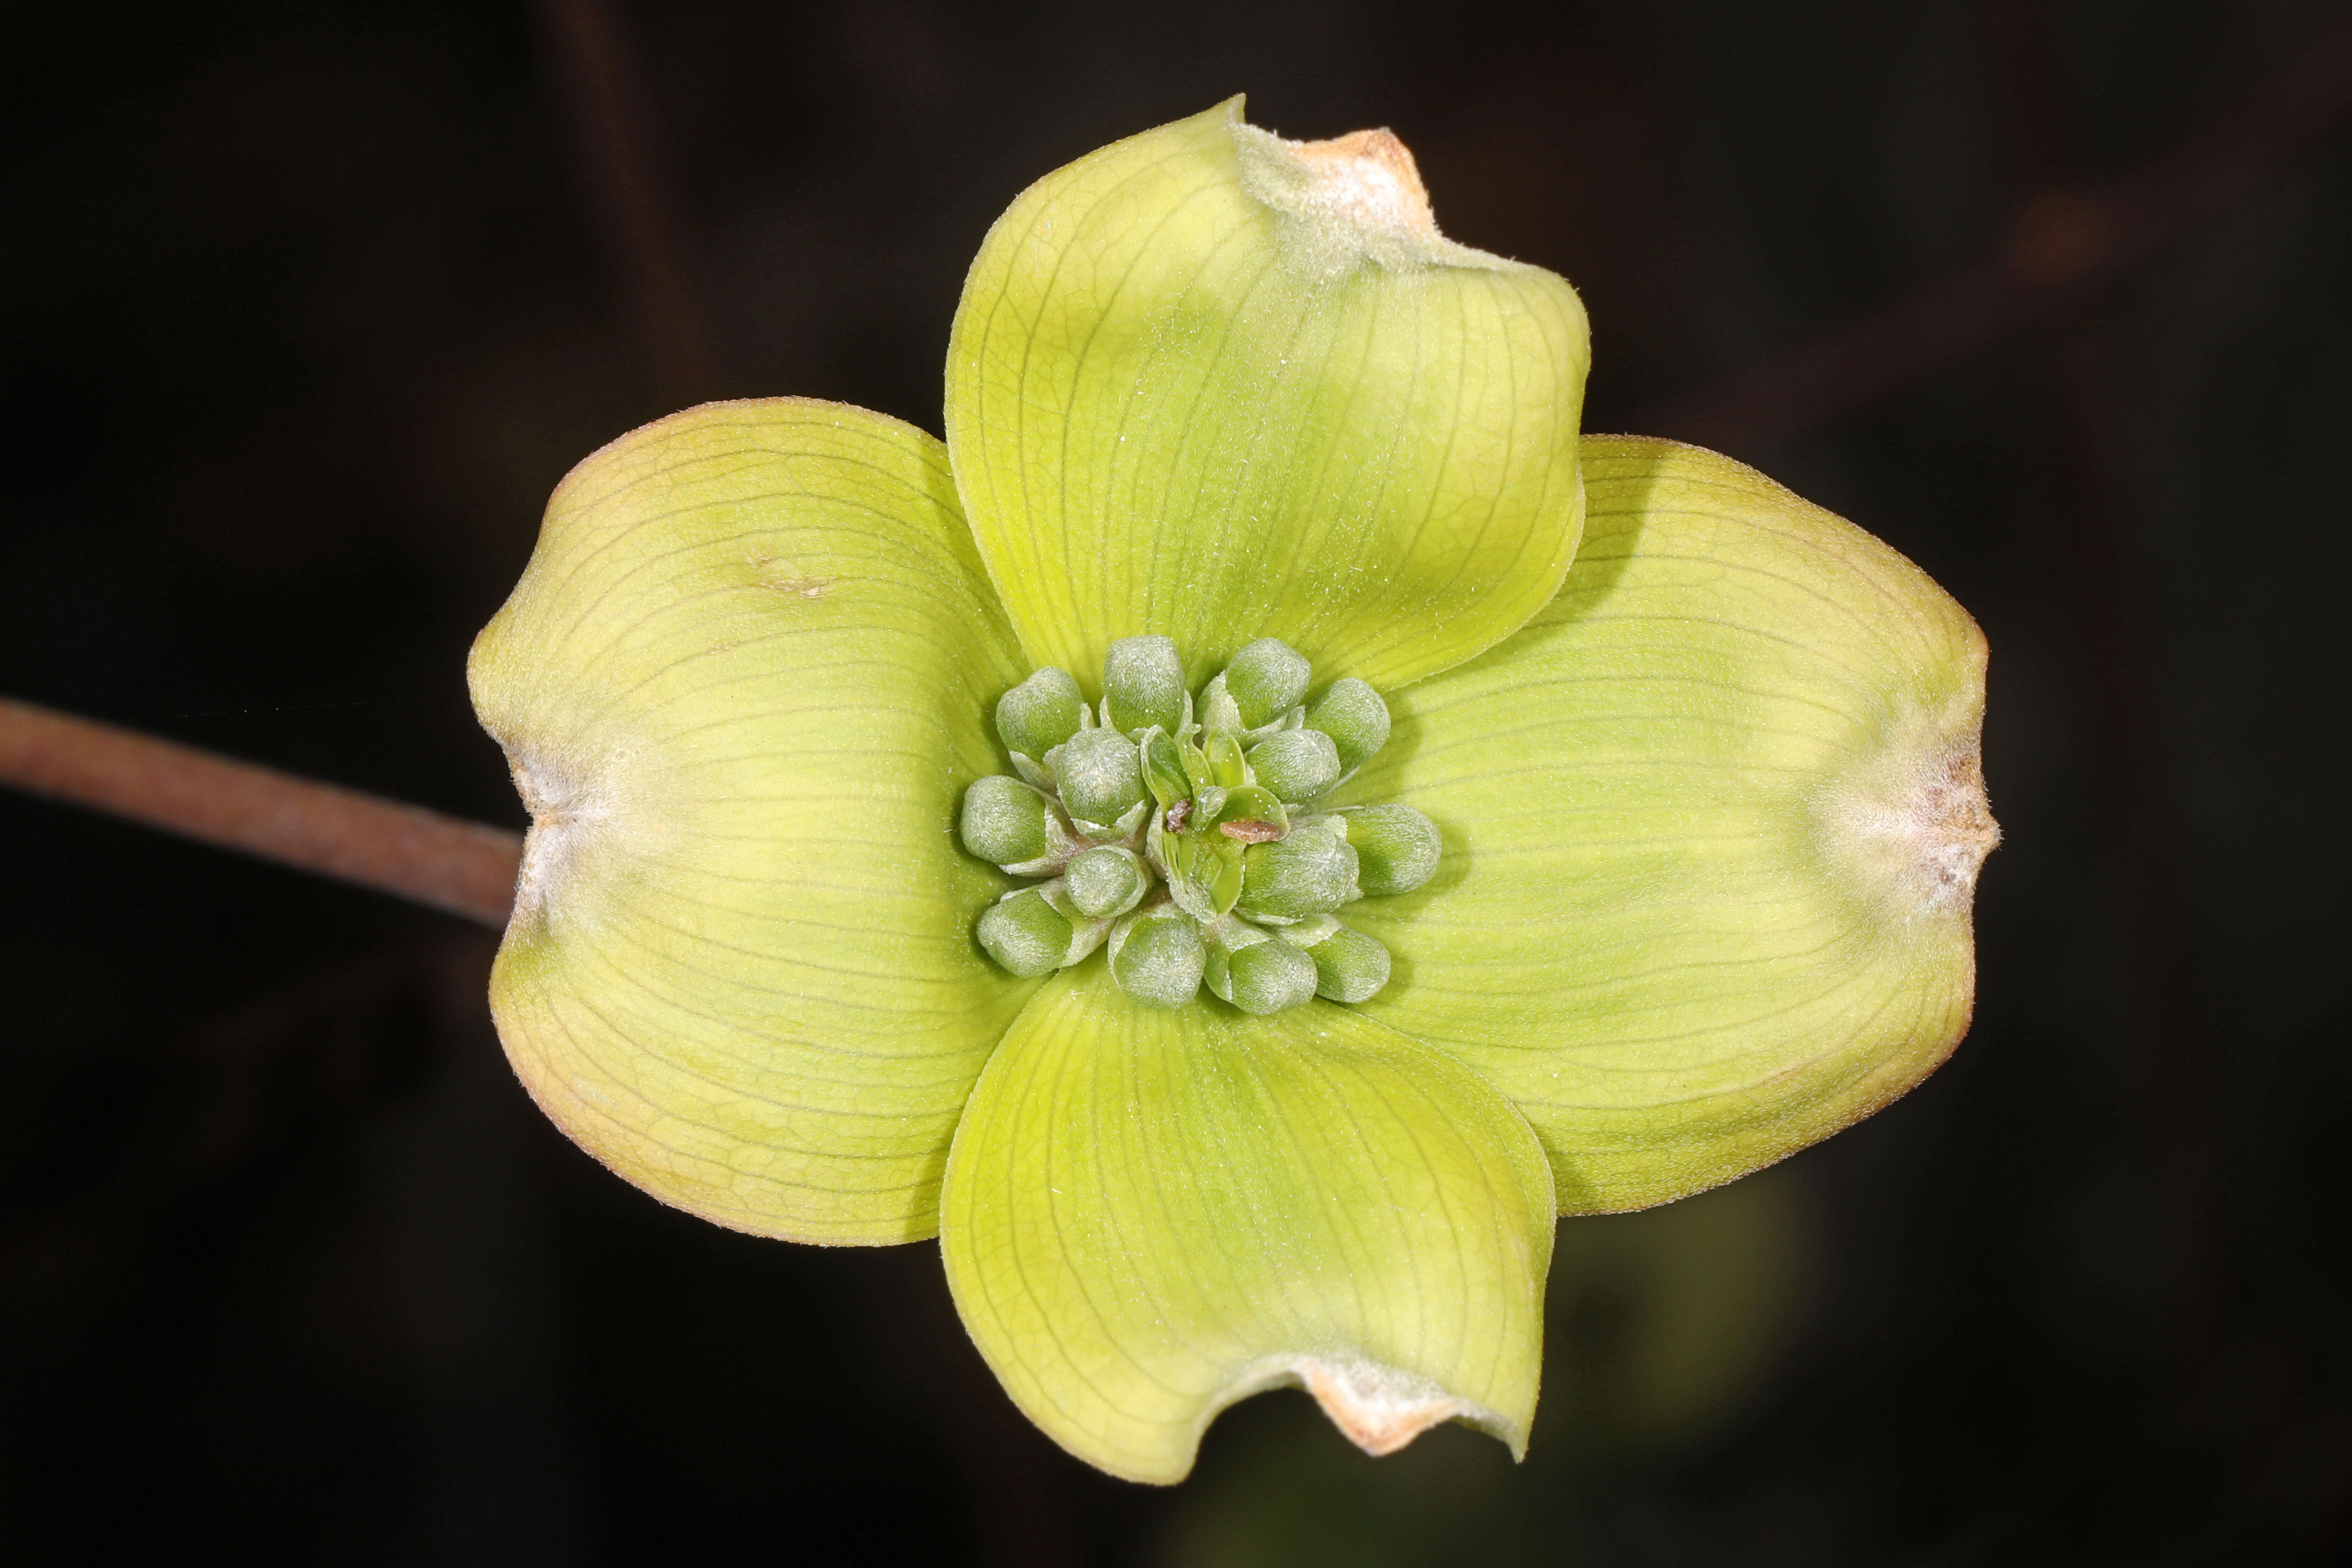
[{"left": 958, "top": 635, "right": 1440, "bottom": 1014}]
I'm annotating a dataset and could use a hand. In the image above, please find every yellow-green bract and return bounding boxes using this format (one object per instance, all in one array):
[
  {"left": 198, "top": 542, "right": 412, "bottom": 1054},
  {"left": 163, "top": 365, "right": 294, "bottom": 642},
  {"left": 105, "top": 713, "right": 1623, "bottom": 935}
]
[{"left": 468, "top": 98, "right": 1995, "bottom": 1485}]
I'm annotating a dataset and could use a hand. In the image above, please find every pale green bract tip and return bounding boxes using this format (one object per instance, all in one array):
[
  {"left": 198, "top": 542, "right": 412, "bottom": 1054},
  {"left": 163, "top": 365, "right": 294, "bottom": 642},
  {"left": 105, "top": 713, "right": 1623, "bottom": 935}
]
[
  {"left": 1350, "top": 435, "right": 1993, "bottom": 1218},
  {"left": 470, "top": 398, "right": 1032, "bottom": 1248},
  {"left": 944, "top": 97, "right": 1589, "bottom": 692},
  {"left": 940, "top": 966, "right": 1556, "bottom": 1483}
]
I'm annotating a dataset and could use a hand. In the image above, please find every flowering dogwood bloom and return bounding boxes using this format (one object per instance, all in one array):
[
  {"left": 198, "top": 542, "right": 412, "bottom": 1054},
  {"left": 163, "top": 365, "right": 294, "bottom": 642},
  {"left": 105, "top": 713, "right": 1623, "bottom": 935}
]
[{"left": 469, "top": 100, "right": 1995, "bottom": 1484}]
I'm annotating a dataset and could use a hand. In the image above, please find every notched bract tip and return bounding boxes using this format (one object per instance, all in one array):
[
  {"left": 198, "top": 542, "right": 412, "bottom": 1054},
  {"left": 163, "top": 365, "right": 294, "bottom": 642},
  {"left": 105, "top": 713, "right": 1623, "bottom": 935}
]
[
  {"left": 1273, "top": 128, "right": 1438, "bottom": 243},
  {"left": 1229, "top": 1353, "right": 1511, "bottom": 1460},
  {"left": 1907, "top": 744, "right": 2000, "bottom": 908},
  {"left": 1820, "top": 720, "right": 2000, "bottom": 922},
  {"left": 505, "top": 747, "right": 613, "bottom": 922},
  {"left": 1232, "top": 113, "right": 1512, "bottom": 275}
]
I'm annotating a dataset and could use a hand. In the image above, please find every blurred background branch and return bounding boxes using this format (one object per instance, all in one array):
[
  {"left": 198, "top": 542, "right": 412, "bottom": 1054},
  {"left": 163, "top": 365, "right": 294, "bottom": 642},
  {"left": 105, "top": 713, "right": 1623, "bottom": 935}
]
[
  {"left": 530, "top": 0, "right": 720, "bottom": 405},
  {"left": 1639, "top": 12, "right": 2352, "bottom": 448}
]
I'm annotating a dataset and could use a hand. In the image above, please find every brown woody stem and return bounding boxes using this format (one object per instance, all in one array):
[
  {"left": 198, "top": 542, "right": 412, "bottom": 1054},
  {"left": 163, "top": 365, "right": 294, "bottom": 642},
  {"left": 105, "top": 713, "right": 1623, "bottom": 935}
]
[{"left": 0, "top": 696, "right": 521, "bottom": 928}]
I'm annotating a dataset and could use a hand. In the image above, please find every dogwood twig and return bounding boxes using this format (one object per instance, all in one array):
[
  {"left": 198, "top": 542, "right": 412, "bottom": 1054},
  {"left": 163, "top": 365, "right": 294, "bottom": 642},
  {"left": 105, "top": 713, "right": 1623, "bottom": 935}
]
[{"left": 0, "top": 696, "right": 522, "bottom": 927}]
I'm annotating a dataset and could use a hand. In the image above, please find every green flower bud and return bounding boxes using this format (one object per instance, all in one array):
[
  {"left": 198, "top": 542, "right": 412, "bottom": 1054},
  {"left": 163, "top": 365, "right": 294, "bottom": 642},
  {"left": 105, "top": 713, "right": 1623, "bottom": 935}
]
[
  {"left": 1065, "top": 845, "right": 1149, "bottom": 920},
  {"left": 1237, "top": 821, "right": 1359, "bottom": 921},
  {"left": 1246, "top": 728, "right": 1342, "bottom": 804},
  {"left": 976, "top": 887, "right": 1076, "bottom": 977},
  {"left": 1103, "top": 635, "right": 1186, "bottom": 735},
  {"left": 1109, "top": 903, "right": 1207, "bottom": 1008},
  {"left": 1204, "top": 921, "right": 1318, "bottom": 1015},
  {"left": 1219, "top": 638, "right": 1311, "bottom": 729},
  {"left": 995, "top": 667, "right": 1085, "bottom": 759},
  {"left": 959, "top": 775, "right": 1052, "bottom": 866},
  {"left": 1304, "top": 677, "right": 1391, "bottom": 774},
  {"left": 1284, "top": 914, "right": 1393, "bottom": 1003},
  {"left": 1336, "top": 803, "right": 1441, "bottom": 896},
  {"left": 1053, "top": 728, "right": 1148, "bottom": 831}
]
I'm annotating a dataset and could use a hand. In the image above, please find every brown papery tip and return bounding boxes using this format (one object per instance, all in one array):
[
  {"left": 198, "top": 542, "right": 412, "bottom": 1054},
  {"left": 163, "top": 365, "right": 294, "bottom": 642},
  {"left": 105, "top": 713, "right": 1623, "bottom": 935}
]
[
  {"left": 1280, "top": 128, "right": 1440, "bottom": 242},
  {"left": 1821, "top": 727, "right": 2000, "bottom": 920},
  {"left": 1294, "top": 1356, "right": 1489, "bottom": 1457}
]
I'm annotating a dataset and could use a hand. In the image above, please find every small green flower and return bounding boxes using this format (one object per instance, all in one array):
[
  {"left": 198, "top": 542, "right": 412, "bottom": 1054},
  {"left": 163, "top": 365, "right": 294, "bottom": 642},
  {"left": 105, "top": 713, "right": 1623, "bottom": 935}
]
[{"left": 469, "top": 100, "right": 1996, "bottom": 1484}]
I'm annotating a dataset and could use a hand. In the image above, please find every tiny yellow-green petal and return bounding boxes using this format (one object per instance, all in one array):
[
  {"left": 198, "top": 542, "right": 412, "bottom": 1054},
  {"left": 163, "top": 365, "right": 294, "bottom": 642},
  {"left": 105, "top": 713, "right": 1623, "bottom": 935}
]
[
  {"left": 468, "top": 399, "right": 1035, "bottom": 1245},
  {"left": 1351, "top": 436, "right": 1995, "bottom": 1214},
  {"left": 939, "top": 965, "right": 1557, "bottom": 1484},
  {"left": 946, "top": 97, "right": 1589, "bottom": 692}
]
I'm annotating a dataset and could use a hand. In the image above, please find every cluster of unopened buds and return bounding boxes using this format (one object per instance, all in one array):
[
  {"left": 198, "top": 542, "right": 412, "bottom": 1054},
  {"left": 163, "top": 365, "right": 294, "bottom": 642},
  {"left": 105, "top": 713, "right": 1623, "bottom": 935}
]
[{"left": 960, "top": 635, "right": 1436, "bottom": 1013}]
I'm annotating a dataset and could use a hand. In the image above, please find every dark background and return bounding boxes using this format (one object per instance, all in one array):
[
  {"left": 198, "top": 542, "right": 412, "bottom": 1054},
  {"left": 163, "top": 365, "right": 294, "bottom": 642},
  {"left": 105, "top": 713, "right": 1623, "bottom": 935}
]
[{"left": 4, "top": 1, "right": 2348, "bottom": 1562}]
